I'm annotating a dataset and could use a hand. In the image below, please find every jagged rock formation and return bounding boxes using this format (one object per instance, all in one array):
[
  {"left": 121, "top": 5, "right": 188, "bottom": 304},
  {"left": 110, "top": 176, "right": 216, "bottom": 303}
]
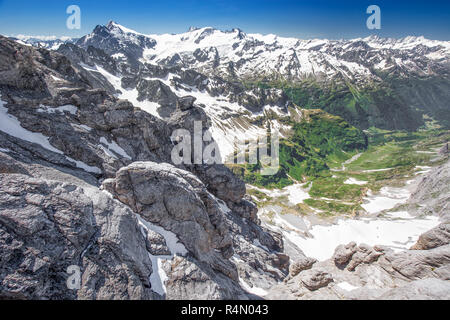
[
  {"left": 0, "top": 172, "right": 154, "bottom": 300},
  {"left": 266, "top": 160, "right": 450, "bottom": 300},
  {"left": 407, "top": 160, "right": 450, "bottom": 219},
  {"left": 411, "top": 223, "right": 450, "bottom": 251},
  {"left": 267, "top": 226, "right": 450, "bottom": 300}
]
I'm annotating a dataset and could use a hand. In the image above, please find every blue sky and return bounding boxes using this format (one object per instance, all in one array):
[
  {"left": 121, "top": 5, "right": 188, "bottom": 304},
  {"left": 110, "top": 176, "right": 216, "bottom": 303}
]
[{"left": 0, "top": 0, "right": 449, "bottom": 40}]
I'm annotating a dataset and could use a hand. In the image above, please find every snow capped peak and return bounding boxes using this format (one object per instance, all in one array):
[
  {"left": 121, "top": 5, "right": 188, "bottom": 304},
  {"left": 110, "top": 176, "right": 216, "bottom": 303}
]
[
  {"left": 402, "top": 35, "right": 426, "bottom": 43},
  {"left": 10, "top": 35, "right": 76, "bottom": 50},
  {"left": 363, "top": 34, "right": 450, "bottom": 51},
  {"left": 105, "top": 21, "right": 143, "bottom": 36},
  {"left": 187, "top": 26, "right": 201, "bottom": 32},
  {"left": 69, "top": 21, "right": 450, "bottom": 83},
  {"left": 14, "top": 34, "right": 74, "bottom": 42}
]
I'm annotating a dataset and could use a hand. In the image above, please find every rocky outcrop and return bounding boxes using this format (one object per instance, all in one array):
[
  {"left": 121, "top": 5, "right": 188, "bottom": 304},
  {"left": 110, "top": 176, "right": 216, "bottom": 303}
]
[
  {"left": 102, "top": 162, "right": 237, "bottom": 280},
  {"left": 289, "top": 257, "right": 317, "bottom": 277},
  {"left": 411, "top": 222, "right": 450, "bottom": 250},
  {"left": 333, "top": 242, "right": 358, "bottom": 267},
  {"left": 267, "top": 231, "right": 450, "bottom": 300},
  {"left": 0, "top": 172, "right": 154, "bottom": 300},
  {"left": 408, "top": 160, "right": 450, "bottom": 219},
  {"left": 299, "top": 269, "right": 333, "bottom": 291},
  {"left": 266, "top": 158, "right": 450, "bottom": 300},
  {"left": 0, "top": 36, "right": 289, "bottom": 300}
]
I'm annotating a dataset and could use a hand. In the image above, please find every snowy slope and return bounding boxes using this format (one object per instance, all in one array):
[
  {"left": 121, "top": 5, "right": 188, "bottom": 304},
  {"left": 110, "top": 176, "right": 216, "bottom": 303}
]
[{"left": 75, "top": 22, "right": 450, "bottom": 82}]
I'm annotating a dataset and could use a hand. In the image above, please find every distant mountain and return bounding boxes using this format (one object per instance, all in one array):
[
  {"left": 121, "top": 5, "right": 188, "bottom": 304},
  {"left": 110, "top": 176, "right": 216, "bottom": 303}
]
[
  {"left": 16, "top": 21, "right": 450, "bottom": 154},
  {"left": 9, "top": 35, "right": 78, "bottom": 50},
  {"left": 77, "top": 22, "right": 450, "bottom": 82},
  {"left": 66, "top": 22, "right": 450, "bottom": 131}
]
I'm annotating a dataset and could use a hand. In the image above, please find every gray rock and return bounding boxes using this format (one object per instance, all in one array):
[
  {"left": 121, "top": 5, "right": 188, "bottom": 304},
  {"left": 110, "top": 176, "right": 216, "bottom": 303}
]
[
  {"left": 411, "top": 222, "right": 450, "bottom": 250},
  {"left": 177, "top": 96, "right": 197, "bottom": 111},
  {"left": 347, "top": 244, "right": 384, "bottom": 271},
  {"left": 163, "top": 256, "right": 244, "bottom": 300},
  {"left": 333, "top": 242, "right": 357, "bottom": 267},
  {"left": 381, "top": 244, "right": 450, "bottom": 280},
  {"left": 102, "top": 162, "right": 237, "bottom": 280},
  {"left": 299, "top": 269, "right": 333, "bottom": 291},
  {"left": 439, "top": 143, "right": 449, "bottom": 155},
  {"left": 379, "top": 278, "right": 450, "bottom": 300},
  {"left": 408, "top": 161, "right": 450, "bottom": 218},
  {"left": 141, "top": 227, "right": 171, "bottom": 256},
  {"left": 0, "top": 174, "right": 153, "bottom": 300},
  {"left": 289, "top": 257, "right": 317, "bottom": 277}
]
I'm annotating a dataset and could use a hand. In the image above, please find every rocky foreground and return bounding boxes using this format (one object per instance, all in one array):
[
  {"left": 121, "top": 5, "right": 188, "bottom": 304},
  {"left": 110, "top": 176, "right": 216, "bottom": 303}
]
[
  {"left": 0, "top": 36, "right": 449, "bottom": 300},
  {"left": 0, "top": 36, "right": 289, "bottom": 299}
]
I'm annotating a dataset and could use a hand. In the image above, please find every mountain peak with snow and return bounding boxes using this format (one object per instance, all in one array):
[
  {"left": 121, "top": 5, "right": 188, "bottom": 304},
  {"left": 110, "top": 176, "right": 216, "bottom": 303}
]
[{"left": 15, "top": 21, "right": 450, "bottom": 84}]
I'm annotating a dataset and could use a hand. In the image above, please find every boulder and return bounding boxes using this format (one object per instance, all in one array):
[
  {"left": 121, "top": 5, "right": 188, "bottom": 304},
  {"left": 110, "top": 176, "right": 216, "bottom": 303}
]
[
  {"left": 289, "top": 257, "right": 317, "bottom": 277},
  {"left": 347, "top": 244, "right": 384, "bottom": 271},
  {"left": 102, "top": 161, "right": 237, "bottom": 280},
  {"left": 411, "top": 222, "right": 450, "bottom": 250},
  {"left": 299, "top": 269, "right": 333, "bottom": 291},
  {"left": 333, "top": 242, "right": 357, "bottom": 267}
]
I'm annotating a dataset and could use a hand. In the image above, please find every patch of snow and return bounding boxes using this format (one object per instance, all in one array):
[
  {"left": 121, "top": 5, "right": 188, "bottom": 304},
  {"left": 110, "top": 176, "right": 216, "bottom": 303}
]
[
  {"left": 362, "top": 168, "right": 393, "bottom": 173},
  {"left": 99, "top": 137, "right": 132, "bottom": 160},
  {"left": 344, "top": 178, "right": 368, "bottom": 185},
  {"left": 0, "top": 148, "right": 11, "bottom": 153},
  {"left": 279, "top": 215, "right": 440, "bottom": 262},
  {"left": 37, "top": 104, "right": 78, "bottom": 115},
  {"left": 148, "top": 254, "right": 170, "bottom": 296},
  {"left": 386, "top": 211, "right": 416, "bottom": 219},
  {"left": 137, "top": 216, "right": 188, "bottom": 257},
  {"left": 239, "top": 277, "right": 268, "bottom": 297},
  {"left": 71, "top": 123, "right": 93, "bottom": 132},
  {"left": 258, "top": 183, "right": 310, "bottom": 205},
  {"left": 0, "top": 96, "right": 101, "bottom": 174},
  {"left": 283, "top": 184, "right": 311, "bottom": 204},
  {"left": 50, "top": 75, "right": 64, "bottom": 82},
  {"left": 137, "top": 216, "right": 188, "bottom": 296},
  {"left": 362, "top": 186, "right": 410, "bottom": 214},
  {"left": 415, "top": 165, "right": 432, "bottom": 175},
  {"left": 79, "top": 63, "right": 163, "bottom": 119},
  {"left": 111, "top": 53, "right": 126, "bottom": 60},
  {"left": 65, "top": 156, "right": 102, "bottom": 174},
  {"left": 337, "top": 282, "right": 360, "bottom": 292},
  {"left": 0, "top": 99, "right": 64, "bottom": 155}
]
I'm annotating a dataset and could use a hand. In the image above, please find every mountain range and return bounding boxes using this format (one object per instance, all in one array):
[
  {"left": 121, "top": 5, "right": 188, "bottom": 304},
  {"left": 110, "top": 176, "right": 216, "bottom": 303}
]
[{"left": 0, "top": 21, "right": 449, "bottom": 300}]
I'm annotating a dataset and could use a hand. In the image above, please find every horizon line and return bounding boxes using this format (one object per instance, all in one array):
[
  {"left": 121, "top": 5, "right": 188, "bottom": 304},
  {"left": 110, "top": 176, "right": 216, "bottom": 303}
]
[{"left": 5, "top": 21, "right": 450, "bottom": 43}]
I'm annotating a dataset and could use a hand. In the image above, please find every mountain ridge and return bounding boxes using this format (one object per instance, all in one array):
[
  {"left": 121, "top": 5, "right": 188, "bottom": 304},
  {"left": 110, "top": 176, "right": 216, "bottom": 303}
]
[{"left": 0, "top": 21, "right": 449, "bottom": 300}]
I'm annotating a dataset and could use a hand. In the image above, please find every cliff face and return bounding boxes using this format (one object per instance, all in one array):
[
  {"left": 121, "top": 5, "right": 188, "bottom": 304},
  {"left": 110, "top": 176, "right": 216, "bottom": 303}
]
[
  {"left": 0, "top": 36, "right": 291, "bottom": 300},
  {"left": 407, "top": 160, "right": 450, "bottom": 219}
]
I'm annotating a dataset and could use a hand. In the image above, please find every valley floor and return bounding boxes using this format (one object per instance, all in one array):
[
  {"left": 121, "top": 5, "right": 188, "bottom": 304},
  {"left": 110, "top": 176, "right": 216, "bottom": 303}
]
[{"left": 249, "top": 129, "right": 450, "bottom": 267}]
